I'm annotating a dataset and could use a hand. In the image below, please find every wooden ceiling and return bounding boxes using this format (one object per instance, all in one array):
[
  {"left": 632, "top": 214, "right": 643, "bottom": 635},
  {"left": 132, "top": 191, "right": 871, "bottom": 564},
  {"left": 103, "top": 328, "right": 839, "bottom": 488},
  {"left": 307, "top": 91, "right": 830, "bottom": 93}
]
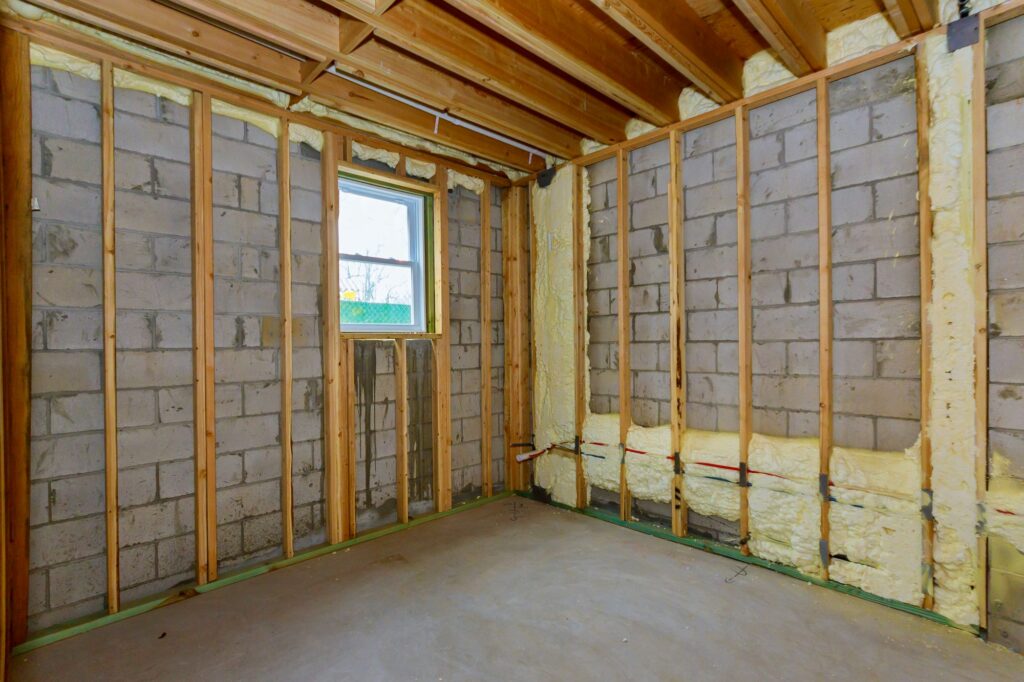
[{"left": 26, "top": 0, "right": 938, "bottom": 173}]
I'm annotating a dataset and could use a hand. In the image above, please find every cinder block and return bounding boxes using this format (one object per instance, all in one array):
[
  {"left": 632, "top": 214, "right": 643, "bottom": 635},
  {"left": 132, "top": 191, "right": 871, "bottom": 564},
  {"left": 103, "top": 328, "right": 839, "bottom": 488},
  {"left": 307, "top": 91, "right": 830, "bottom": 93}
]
[
  {"left": 212, "top": 135, "right": 276, "bottom": 180},
  {"left": 50, "top": 472, "right": 104, "bottom": 521},
  {"left": 990, "top": 383, "right": 1024, "bottom": 430},
  {"left": 152, "top": 159, "right": 190, "bottom": 200},
  {"left": 829, "top": 106, "right": 870, "bottom": 151},
  {"left": 115, "top": 191, "right": 191, "bottom": 237},
  {"left": 28, "top": 515, "right": 105, "bottom": 570},
  {"left": 871, "top": 96, "right": 916, "bottom": 140},
  {"left": 48, "top": 555, "right": 106, "bottom": 609},
  {"left": 752, "top": 304, "right": 818, "bottom": 341},
  {"left": 33, "top": 265, "right": 102, "bottom": 310},
  {"left": 833, "top": 340, "right": 875, "bottom": 377},
  {"left": 118, "top": 423, "right": 193, "bottom": 467},
  {"left": 154, "top": 311, "right": 193, "bottom": 349},
  {"left": 832, "top": 217, "right": 919, "bottom": 263},
  {"left": 31, "top": 91, "right": 100, "bottom": 142},
  {"left": 119, "top": 497, "right": 194, "bottom": 545},
  {"left": 830, "top": 134, "right": 917, "bottom": 189},
  {"left": 216, "top": 414, "right": 280, "bottom": 454},
  {"left": 876, "top": 340, "right": 921, "bottom": 379},
  {"left": 116, "top": 231, "right": 156, "bottom": 271},
  {"left": 49, "top": 393, "right": 103, "bottom": 435},
  {"left": 158, "top": 533, "right": 195, "bottom": 578},
  {"left": 216, "top": 480, "right": 280, "bottom": 524},
  {"left": 786, "top": 342, "right": 819, "bottom": 376},
  {"left": 242, "top": 513, "right": 283, "bottom": 554},
  {"left": 834, "top": 378, "right": 919, "bottom": 419},
  {"left": 31, "top": 432, "right": 104, "bottom": 479},
  {"left": 833, "top": 413, "right": 875, "bottom": 449},
  {"left": 876, "top": 417, "right": 919, "bottom": 451},
  {"left": 876, "top": 257, "right": 920, "bottom": 298},
  {"left": 44, "top": 138, "right": 101, "bottom": 184},
  {"left": 116, "top": 350, "right": 193, "bottom": 388},
  {"left": 119, "top": 544, "right": 156, "bottom": 589},
  {"left": 32, "top": 351, "right": 101, "bottom": 394},
  {"left": 784, "top": 122, "right": 817, "bottom": 163},
  {"left": 683, "top": 151, "right": 713, "bottom": 186},
  {"left": 43, "top": 225, "right": 102, "bottom": 268},
  {"left": 832, "top": 263, "right": 875, "bottom": 302},
  {"left": 834, "top": 299, "right": 919, "bottom": 339},
  {"left": 749, "top": 158, "right": 817, "bottom": 206},
  {"left": 119, "top": 465, "right": 157, "bottom": 508},
  {"left": 685, "top": 117, "right": 734, "bottom": 155},
  {"left": 114, "top": 112, "right": 189, "bottom": 163}
]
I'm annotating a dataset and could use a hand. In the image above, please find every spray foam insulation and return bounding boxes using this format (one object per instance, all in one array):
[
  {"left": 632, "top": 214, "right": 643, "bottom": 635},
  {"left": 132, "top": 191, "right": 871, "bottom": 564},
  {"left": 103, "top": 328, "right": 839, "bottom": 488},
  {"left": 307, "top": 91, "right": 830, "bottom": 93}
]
[
  {"left": 743, "top": 51, "right": 796, "bottom": 96},
  {"left": 351, "top": 141, "right": 400, "bottom": 169},
  {"left": 582, "top": 413, "right": 621, "bottom": 492},
  {"left": 534, "top": 450, "right": 579, "bottom": 507},
  {"left": 681, "top": 430, "right": 740, "bottom": 521},
  {"left": 625, "top": 424, "right": 672, "bottom": 503},
  {"left": 405, "top": 158, "right": 437, "bottom": 181},
  {"left": 289, "top": 123, "right": 324, "bottom": 152},
  {"left": 678, "top": 88, "right": 717, "bottom": 121},
  {"left": 448, "top": 170, "right": 486, "bottom": 195},
  {"left": 826, "top": 14, "right": 900, "bottom": 66}
]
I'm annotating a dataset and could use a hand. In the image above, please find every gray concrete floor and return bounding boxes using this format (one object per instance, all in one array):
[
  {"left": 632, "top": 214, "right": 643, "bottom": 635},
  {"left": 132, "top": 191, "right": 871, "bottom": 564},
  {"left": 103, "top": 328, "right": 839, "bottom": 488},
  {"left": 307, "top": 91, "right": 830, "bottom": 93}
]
[{"left": 11, "top": 497, "right": 1024, "bottom": 681}]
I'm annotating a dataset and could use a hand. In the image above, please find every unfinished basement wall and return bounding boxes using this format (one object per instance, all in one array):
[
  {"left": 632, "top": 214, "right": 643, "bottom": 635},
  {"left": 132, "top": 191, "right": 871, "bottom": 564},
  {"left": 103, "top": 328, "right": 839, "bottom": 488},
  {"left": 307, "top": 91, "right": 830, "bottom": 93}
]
[
  {"left": 211, "top": 111, "right": 284, "bottom": 573},
  {"left": 586, "top": 157, "right": 619, "bottom": 418},
  {"left": 489, "top": 186, "right": 506, "bottom": 492},
  {"left": 355, "top": 341, "right": 398, "bottom": 531},
  {"left": 407, "top": 339, "right": 435, "bottom": 515},
  {"left": 28, "top": 64, "right": 108, "bottom": 632},
  {"left": 985, "top": 14, "right": 1024, "bottom": 651}
]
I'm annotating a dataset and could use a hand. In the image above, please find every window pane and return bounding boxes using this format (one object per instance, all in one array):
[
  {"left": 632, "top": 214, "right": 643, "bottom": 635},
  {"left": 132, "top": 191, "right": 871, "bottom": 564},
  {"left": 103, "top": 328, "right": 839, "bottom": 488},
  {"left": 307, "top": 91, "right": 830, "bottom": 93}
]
[
  {"left": 339, "top": 181, "right": 418, "bottom": 261},
  {"left": 340, "top": 260, "right": 415, "bottom": 326}
]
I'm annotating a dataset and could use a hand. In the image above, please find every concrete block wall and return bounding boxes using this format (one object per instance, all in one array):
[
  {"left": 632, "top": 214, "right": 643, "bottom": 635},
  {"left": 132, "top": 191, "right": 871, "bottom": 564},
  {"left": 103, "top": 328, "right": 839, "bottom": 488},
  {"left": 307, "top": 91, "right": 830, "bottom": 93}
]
[
  {"left": 985, "top": 15, "right": 1024, "bottom": 651},
  {"left": 489, "top": 186, "right": 506, "bottom": 491},
  {"left": 628, "top": 140, "right": 671, "bottom": 427},
  {"left": 289, "top": 140, "right": 326, "bottom": 551},
  {"left": 449, "top": 186, "right": 484, "bottom": 503},
  {"left": 28, "top": 65, "right": 109, "bottom": 632},
  {"left": 354, "top": 341, "right": 398, "bottom": 530},
  {"left": 407, "top": 340, "right": 435, "bottom": 514},
  {"left": 749, "top": 90, "right": 820, "bottom": 438},
  {"left": 829, "top": 56, "right": 920, "bottom": 451},
  {"left": 683, "top": 117, "right": 739, "bottom": 432},
  {"left": 587, "top": 157, "right": 620, "bottom": 414},
  {"left": 211, "top": 113, "right": 283, "bottom": 573},
  {"left": 112, "top": 85, "right": 196, "bottom": 606}
]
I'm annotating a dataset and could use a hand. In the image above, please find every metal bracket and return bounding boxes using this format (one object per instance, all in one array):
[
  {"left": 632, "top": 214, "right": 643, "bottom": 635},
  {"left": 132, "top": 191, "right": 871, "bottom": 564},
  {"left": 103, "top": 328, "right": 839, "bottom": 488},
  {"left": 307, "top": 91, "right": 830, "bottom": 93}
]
[
  {"left": 618, "top": 443, "right": 626, "bottom": 464},
  {"left": 921, "top": 488, "right": 934, "bottom": 521},
  {"left": 574, "top": 435, "right": 581, "bottom": 455},
  {"left": 947, "top": 13, "right": 980, "bottom": 52},
  {"left": 739, "top": 462, "right": 749, "bottom": 487},
  {"left": 819, "top": 473, "right": 829, "bottom": 498},
  {"left": 673, "top": 451, "right": 681, "bottom": 476},
  {"left": 510, "top": 441, "right": 535, "bottom": 449},
  {"left": 819, "top": 539, "right": 830, "bottom": 568}
]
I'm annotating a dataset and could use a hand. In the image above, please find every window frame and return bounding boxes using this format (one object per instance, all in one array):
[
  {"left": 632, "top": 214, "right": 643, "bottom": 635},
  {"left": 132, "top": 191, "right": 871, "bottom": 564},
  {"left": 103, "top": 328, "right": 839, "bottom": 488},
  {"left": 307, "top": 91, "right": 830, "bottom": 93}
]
[{"left": 336, "top": 170, "right": 436, "bottom": 336}]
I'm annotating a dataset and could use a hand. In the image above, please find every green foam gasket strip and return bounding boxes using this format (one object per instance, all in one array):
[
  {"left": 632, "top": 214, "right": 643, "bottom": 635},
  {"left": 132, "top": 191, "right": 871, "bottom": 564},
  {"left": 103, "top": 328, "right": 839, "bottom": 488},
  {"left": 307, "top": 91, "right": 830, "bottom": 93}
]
[
  {"left": 515, "top": 490, "right": 980, "bottom": 636},
  {"left": 12, "top": 491, "right": 513, "bottom": 656}
]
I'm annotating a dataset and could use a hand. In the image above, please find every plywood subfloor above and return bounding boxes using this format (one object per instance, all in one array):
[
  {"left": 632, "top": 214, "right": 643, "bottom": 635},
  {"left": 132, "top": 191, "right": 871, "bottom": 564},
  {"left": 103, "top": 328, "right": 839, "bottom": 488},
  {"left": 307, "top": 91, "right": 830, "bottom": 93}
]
[{"left": 11, "top": 498, "right": 1024, "bottom": 680}]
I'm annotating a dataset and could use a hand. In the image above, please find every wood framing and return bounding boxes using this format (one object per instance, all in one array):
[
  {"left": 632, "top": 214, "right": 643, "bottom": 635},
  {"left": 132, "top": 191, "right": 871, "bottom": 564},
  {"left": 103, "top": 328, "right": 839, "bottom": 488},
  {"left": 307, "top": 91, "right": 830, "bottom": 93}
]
[
  {"left": 616, "top": 149, "right": 632, "bottom": 521},
  {"left": 321, "top": 131, "right": 345, "bottom": 543},
  {"left": 341, "top": 338, "right": 356, "bottom": 537},
  {"left": 100, "top": 59, "right": 119, "bottom": 613},
  {"left": 883, "top": 0, "right": 937, "bottom": 38},
  {"left": 480, "top": 181, "right": 493, "bottom": 497},
  {"left": 915, "top": 45, "right": 935, "bottom": 610},
  {"left": 668, "top": 128, "right": 687, "bottom": 537},
  {"left": 503, "top": 186, "right": 531, "bottom": 491},
  {"left": 191, "top": 90, "right": 217, "bottom": 584},
  {"left": 433, "top": 168, "right": 453, "bottom": 512},
  {"left": 279, "top": 121, "right": 295, "bottom": 559},
  {"left": 395, "top": 339, "right": 409, "bottom": 524},
  {"left": 588, "top": 0, "right": 743, "bottom": 103},
  {"left": 572, "top": 165, "right": 587, "bottom": 510},
  {"left": 735, "top": 105, "right": 752, "bottom": 555},
  {"left": 1, "top": 26, "right": 32, "bottom": 645},
  {"left": 731, "top": 0, "right": 827, "bottom": 76},
  {"left": 0, "top": 47, "right": 7, "bottom": 673},
  {"left": 816, "top": 77, "right": 832, "bottom": 581}
]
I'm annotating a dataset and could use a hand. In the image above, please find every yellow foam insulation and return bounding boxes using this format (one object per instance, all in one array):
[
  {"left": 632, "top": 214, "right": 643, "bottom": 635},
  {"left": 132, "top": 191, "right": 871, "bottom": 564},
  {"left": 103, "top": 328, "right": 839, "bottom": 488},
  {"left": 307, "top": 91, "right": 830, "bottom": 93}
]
[
  {"left": 826, "top": 14, "right": 900, "bottom": 66},
  {"left": 289, "top": 123, "right": 324, "bottom": 152},
  {"left": 534, "top": 451, "right": 579, "bottom": 507},
  {"left": 114, "top": 69, "right": 190, "bottom": 107},
  {"left": 678, "top": 87, "right": 718, "bottom": 121},
  {"left": 746, "top": 434, "right": 822, "bottom": 575},
  {"left": 626, "top": 118, "right": 658, "bottom": 139},
  {"left": 212, "top": 99, "right": 279, "bottom": 138},
  {"left": 923, "top": 33, "right": 980, "bottom": 626},
  {"left": 531, "top": 166, "right": 577, "bottom": 453},
  {"left": 686, "top": 478, "right": 740, "bottom": 521},
  {"left": 831, "top": 442, "right": 919, "bottom": 500},
  {"left": 582, "top": 413, "right": 621, "bottom": 492},
  {"left": 581, "top": 139, "right": 608, "bottom": 155},
  {"left": 681, "top": 430, "right": 740, "bottom": 520},
  {"left": 625, "top": 424, "right": 672, "bottom": 503},
  {"left": 448, "top": 170, "right": 486, "bottom": 195},
  {"left": 743, "top": 51, "right": 796, "bottom": 96},
  {"left": 29, "top": 43, "right": 98, "bottom": 80},
  {"left": 405, "top": 158, "right": 437, "bottom": 181},
  {"left": 986, "top": 477, "right": 1024, "bottom": 553},
  {"left": 352, "top": 140, "right": 400, "bottom": 169}
]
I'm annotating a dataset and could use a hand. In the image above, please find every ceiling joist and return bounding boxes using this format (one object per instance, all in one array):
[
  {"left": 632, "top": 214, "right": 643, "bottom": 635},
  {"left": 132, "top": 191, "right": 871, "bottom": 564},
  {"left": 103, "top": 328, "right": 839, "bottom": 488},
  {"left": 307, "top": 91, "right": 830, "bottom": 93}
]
[
  {"left": 732, "top": 0, "right": 827, "bottom": 76},
  {"left": 882, "top": 0, "right": 938, "bottom": 38}
]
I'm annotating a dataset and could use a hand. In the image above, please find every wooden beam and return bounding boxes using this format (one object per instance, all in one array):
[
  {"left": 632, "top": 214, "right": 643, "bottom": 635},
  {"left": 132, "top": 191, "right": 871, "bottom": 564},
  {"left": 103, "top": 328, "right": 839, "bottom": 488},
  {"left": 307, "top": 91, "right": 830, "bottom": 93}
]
[
  {"left": 503, "top": 186, "right": 530, "bottom": 491},
  {"left": 321, "top": 131, "right": 344, "bottom": 543},
  {"left": 616, "top": 149, "right": 632, "bottom": 520},
  {"left": 340, "top": 40, "right": 583, "bottom": 159},
  {"left": 279, "top": 121, "right": 295, "bottom": 559},
  {"left": 731, "top": 0, "right": 826, "bottom": 76},
  {"left": 883, "top": 0, "right": 937, "bottom": 38},
  {"left": 0, "top": 26, "right": 31, "bottom": 645},
  {"left": 342, "top": 338, "right": 356, "bottom": 538},
  {"left": 735, "top": 106, "right": 752, "bottom": 555},
  {"left": 395, "top": 338, "right": 409, "bottom": 523},
  {"left": 589, "top": 0, "right": 743, "bottom": 103},
  {"left": 0, "top": 44, "right": 7, "bottom": 673},
  {"left": 322, "top": 0, "right": 630, "bottom": 144},
  {"left": 481, "top": 181, "right": 493, "bottom": 497},
  {"left": 573, "top": 165, "right": 587, "bottom": 509},
  {"left": 442, "top": 0, "right": 685, "bottom": 125},
  {"left": 434, "top": 168, "right": 453, "bottom": 511},
  {"left": 816, "top": 78, "right": 832, "bottom": 582},
  {"left": 668, "top": 128, "right": 687, "bottom": 537},
  {"left": 100, "top": 60, "right": 120, "bottom": 614},
  {"left": 338, "top": 16, "right": 374, "bottom": 54},
  {"left": 190, "top": 90, "right": 217, "bottom": 584}
]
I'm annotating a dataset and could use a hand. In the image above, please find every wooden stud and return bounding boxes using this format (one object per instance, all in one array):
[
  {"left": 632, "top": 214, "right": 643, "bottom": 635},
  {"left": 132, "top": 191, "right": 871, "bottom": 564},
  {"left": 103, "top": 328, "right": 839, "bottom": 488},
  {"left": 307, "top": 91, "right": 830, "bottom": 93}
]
[
  {"left": 572, "top": 165, "right": 587, "bottom": 509},
  {"left": 395, "top": 338, "right": 409, "bottom": 524},
  {"left": 502, "top": 186, "right": 530, "bottom": 491},
  {"left": 0, "top": 26, "right": 32, "bottom": 644},
  {"left": 668, "top": 128, "right": 688, "bottom": 537},
  {"left": 0, "top": 47, "right": 7, "bottom": 670},
  {"left": 190, "top": 90, "right": 217, "bottom": 584},
  {"left": 480, "top": 180, "right": 493, "bottom": 497},
  {"left": 321, "top": 131, "right": 344, "bottom": 543},
  {"left": 736, "top": 106, "right": 753, "bottom": 556},
  {"left": 100, "top": 60, "right": 120, "bottom": 613},
  {"left": 278, "top": 120, "right": 295, "bottom": 559},
  {"left": 971, "top": 24, "right": 989, "bottom": 630},
  {"left": 616, "top": 149, "right": 632, "bottom": 521},
  {"left": 816, "top": 77, "right": 833, "bottom": 582},
  {"left": 343, "top": 338, "right": 357, "bottom": 537},
  {"left": 434, "top": 167, "right": 453, "bottom": 511},
  {"left": 916, "top": 45, "right": 935, "bottom": 611}
]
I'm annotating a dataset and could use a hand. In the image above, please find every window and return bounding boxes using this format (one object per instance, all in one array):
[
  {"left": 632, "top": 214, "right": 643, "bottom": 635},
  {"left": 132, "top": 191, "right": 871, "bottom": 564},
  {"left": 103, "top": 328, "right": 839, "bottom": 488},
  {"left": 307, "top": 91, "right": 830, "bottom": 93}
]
[{"left": 338, "top": 175, "right": 432, "bottom": 333}]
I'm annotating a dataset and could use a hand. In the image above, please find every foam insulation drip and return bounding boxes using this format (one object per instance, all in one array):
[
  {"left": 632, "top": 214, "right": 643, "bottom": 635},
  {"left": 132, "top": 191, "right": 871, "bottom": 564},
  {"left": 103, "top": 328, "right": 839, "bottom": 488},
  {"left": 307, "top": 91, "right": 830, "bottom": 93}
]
[
  {"left": 625, "top": 118, "right": 658, "bottom": 139},
  {"left": 582, "top": 413, "right": 622, "bottom": 492},
  {"left": 351, "top": 141, "right": 399, "bottom": 169},
  {"left": 678, "top": 87, "right": 718, "bottom": 121},
  {"left": 681, "top": 430, "right": 740, "bottom": 521},
  {"left": 289, "top": 123, "right": 324, "bottom": 152},
  {"left": 923, "top": 33, "right": 980, "bottom": 626},
  {"left": 581, "top": 139, "right": 608, "bottom": 155},
  {"left": 826, "top": 14, "right": 900, "bottom": 66},
  {"left": 405, "top": 158, "right": 437, "bottom": 181},
  {"left": 113, "top": 70, "right": 191, "bottom": 107},
  {"left": 29, "top": 43, "right": 97, "bottom": 80},
  {"left": 743, "top": 51, "right": 797, "bottom": 96},
  {"left": 448, "top": 170, "right": 486, "bottom": 195},
  {"left": 747, "top": 434, "right": 822, "bottom": 576},
  {"left": 534, "top": 450, "right": 579, "bottom": 507},
  {"left": 624, "top": 424, "right": 672, "bottom": 503},
  {"left": 211, "top": 100, "right": 280, "bottom": 138}
]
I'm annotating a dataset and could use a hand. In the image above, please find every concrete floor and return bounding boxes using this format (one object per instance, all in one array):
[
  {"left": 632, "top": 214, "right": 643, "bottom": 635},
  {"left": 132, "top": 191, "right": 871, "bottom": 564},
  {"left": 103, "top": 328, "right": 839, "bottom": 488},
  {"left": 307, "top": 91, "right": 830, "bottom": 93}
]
[{"left": 11, "top": 497, "right": 1024, "bottom": 681}]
